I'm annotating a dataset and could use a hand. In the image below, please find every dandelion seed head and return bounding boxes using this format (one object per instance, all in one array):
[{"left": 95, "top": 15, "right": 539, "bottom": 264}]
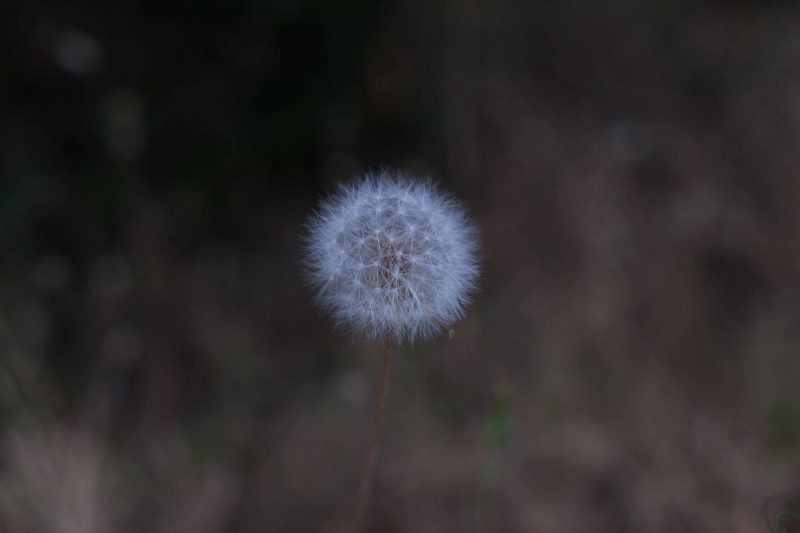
[{"left": 305, "top": 170, "right": 480, "bottom": 344}]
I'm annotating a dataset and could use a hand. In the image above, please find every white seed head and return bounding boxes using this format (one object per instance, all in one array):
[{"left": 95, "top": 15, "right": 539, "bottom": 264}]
[{"left": 304, "top": 170, "right": 480, "bottom": 344}]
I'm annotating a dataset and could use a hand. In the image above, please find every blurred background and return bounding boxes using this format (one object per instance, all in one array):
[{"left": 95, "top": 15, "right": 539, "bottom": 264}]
[{"left": 2, "top": 0, "right": 800, "bottom": 531}]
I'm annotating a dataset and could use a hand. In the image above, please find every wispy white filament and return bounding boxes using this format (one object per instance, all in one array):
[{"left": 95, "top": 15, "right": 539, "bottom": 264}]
[{"left": 305, "top": 170, "right": 479, "bottom": 343}]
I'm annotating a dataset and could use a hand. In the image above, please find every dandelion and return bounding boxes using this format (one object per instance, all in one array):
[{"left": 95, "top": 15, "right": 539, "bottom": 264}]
[
  {"left": 304, "top": 170, "right": 480, "bottom": 532},
  {"left": 305, "top": 170, "right": 479, "bottom": 344}
]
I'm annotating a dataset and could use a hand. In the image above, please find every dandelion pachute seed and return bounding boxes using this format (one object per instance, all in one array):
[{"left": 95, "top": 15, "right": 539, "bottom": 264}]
[{"left": 305, "top": 170, "right": 479, "bottom": 344}]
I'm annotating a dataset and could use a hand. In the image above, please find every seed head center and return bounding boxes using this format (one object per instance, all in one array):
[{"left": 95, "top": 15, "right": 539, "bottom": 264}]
[{"left": 365, "top": 233, "right": 414, "bottom": 290}]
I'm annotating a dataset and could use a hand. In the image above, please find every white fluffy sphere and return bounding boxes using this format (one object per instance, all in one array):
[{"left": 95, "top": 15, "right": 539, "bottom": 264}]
[{"left": 305, "top": 171, "right": 480, "bottom": 343}]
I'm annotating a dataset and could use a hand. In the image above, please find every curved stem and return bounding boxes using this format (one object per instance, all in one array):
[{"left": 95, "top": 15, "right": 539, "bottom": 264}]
[{"left": 353, "top": 341, "right": 392, "bottom": 533}]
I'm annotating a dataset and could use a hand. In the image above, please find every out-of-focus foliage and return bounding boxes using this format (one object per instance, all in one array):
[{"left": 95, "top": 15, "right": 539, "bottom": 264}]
[{"left": 2, "top": 0, "right": 800, "bottom": 531}]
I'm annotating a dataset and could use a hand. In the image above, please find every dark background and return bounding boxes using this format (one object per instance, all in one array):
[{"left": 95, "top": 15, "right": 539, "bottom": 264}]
[{"left": 2, "top": 1, "right": 800, "bottom": 531}]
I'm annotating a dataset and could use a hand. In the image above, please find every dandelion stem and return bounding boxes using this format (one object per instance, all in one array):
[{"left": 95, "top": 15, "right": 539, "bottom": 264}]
[{"left": 353, "top": 341, "right": 392, "bottom": 533}]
